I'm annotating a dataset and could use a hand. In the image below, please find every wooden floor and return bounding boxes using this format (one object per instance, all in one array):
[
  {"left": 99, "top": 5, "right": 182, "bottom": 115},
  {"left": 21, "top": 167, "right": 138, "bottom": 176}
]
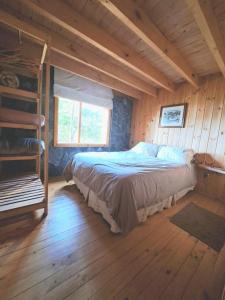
[{"left": 0, "top": 181, "right": 225, "bottom": 300}]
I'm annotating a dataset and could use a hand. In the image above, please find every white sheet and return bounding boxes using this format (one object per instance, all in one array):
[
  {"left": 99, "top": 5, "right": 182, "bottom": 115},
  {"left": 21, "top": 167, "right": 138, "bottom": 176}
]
[
  {"left": 64, "top": 150, "right": 196, "bottom": 233},
  {"left": 74, "top": 176, "right": 194, "bottom": 233}
]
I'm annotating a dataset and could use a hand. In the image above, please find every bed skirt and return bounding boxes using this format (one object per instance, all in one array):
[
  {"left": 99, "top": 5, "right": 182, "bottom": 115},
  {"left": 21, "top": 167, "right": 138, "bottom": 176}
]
[{"left": 73, "top": 176, "right": 194, "bottom": 233}]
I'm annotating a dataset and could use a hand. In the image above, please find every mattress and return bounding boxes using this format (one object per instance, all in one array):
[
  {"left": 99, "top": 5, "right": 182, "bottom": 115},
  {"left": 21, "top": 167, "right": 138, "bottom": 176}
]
[
  {"left": 64, "top": 150, "right": 196, "bottom": 233},
  {"left": 0, "top": 138, "right": 45, "bottom": 155},
  {"left": 0, "top": 107, "right": 45, "bottom": 127}
]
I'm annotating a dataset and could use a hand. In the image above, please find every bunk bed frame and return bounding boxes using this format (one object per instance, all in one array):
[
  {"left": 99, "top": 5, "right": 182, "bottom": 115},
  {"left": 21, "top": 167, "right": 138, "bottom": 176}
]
[{"left": 0, "top": 40, "right": 49, "bottom": 219}]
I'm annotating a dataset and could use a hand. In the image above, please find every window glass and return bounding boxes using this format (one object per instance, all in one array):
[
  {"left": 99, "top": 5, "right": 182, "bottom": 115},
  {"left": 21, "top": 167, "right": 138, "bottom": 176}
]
[
  {"left": 57, "top": 97, "right": 80, "bottom": 144},
  {"left": 80, "top": 103, "right": 109, "bottom": 144},
  {"left": 55, "top": 97, "right": 110, "bottom": 146}
]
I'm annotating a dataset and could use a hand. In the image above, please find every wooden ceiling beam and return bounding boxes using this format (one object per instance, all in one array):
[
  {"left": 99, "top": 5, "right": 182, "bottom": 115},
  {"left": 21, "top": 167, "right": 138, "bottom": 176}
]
[
  {"left": 0, "top": 9, "right": 50, "bottom": 43},
  {"left": 0, "top": 9, "right": 157, "bottom": 96},
  {"left": 0, "top": 29, "right": 43, "bottom": 67},
  {"left": 51, "top": 37, "right": 157, "bottom": 97},
  {"left": 99, "top": 0, "right": 200, "bottom": 88},
  {"left": 0, "top": 19, "right": 143, "bottom": 98},
  {"left": 20, "top": 0, "right": 175, "bottom": 92},
  {"left": 187, "top": 0, "right": 225, "bottom": 78},
  {"left": 50, "top": 52, "right": 144, "bottom": 100},
  {"left": 40, "top": 43, "right": 48, "bottom": 65}
]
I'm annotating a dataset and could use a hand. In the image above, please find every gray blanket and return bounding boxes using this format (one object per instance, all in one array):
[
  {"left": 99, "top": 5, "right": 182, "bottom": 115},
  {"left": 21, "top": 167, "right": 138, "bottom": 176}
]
[
  {"left": 64, "top": 151, "right": 196, "bottom": 233},
  {"left": 0, "top": 138, "right": 45, "bottom": 155}
]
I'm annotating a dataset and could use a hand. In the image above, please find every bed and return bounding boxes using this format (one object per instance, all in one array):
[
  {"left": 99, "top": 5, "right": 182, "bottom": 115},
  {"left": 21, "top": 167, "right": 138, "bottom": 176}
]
[
  {"left": 64, "top": 143, "right": 196, "bottom": 233},
  {"left": 0, "top": 138, "right": 45, "bottom": 156}
]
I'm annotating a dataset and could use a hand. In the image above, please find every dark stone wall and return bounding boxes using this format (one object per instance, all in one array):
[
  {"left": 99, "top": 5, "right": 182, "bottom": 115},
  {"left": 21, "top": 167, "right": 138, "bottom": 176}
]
[
  {"left": 0, "top": 66, "right": 133, "bottom": 177},
  {"left": 48, "top": 67, "right": 133, "bottom": 176},
  {"left": 0, "top": 74, "right": 37, "bottom": 176}
]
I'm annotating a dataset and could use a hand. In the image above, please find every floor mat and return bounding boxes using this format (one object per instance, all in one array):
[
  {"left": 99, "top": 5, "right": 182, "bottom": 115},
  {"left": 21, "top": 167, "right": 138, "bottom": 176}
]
[{"left": 170, "top": 202, "right": 225, "bottom": 251}]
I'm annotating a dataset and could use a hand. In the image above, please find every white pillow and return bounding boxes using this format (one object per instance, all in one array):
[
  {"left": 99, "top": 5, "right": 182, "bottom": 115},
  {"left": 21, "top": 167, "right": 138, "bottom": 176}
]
[
  {"left": 157, "top": 146, "right": 194, "bottom": 165},
  {"left": 183, "top": 149, "right": 195, "bottom": 165},
  {"left": 131, "top": 142, "right": 159, "bottom": 157}
]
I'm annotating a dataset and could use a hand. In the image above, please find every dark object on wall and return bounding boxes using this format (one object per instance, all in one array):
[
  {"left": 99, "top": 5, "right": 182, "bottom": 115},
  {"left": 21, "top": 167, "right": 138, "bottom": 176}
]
[
  {"left": 170, "top": 202, "right": 225, "bottom": 251},
  {"left": 159, "top": 103, "right": 187, "bottom": 128}
]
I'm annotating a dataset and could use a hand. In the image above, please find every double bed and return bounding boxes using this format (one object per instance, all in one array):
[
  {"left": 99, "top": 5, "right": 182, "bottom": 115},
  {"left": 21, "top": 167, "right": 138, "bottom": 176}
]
[{"left": 64, "top": 143, "right": 196, "bottom": 233}]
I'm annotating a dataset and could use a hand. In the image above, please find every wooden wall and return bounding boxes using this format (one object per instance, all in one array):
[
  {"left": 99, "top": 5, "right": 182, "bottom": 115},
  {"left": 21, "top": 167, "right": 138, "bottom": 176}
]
[{"left": 131, "top": 74, "right": 225, "bottom": 168}]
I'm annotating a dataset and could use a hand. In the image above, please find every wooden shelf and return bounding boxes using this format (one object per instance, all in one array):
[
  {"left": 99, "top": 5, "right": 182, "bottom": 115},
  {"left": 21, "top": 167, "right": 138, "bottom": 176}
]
[
  {"left": 0, "top": 173, "right": 45, "bottom": 218},
  {"left": 0, "top": 155, "right": 39, "bottom": 162},
  {"left": 0, "top": 122, "right": 37, "bottom": 130},
  {"left": 0, "top": 85, "right": 38, "bottom": 102},
  {"left": 198, "top": 164, "right": 225, "bottom": 175},
  {"left": 0, "top": 63, "right": 49, "bottom": 220}
]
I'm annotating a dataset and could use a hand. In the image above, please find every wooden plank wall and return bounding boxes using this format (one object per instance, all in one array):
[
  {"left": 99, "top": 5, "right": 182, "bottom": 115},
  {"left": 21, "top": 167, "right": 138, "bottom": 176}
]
[
  {"left": 131, "top": 74, "right": 225, "bottom": 201},
  {"left": 131, "top": 74, "right": 225, "bottom": 168}
]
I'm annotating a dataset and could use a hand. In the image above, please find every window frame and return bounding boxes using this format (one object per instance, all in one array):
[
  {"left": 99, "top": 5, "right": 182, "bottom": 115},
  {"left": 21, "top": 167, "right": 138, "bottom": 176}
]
[{"left": 54, "top": 96, "right": 111, "bottom": 148}]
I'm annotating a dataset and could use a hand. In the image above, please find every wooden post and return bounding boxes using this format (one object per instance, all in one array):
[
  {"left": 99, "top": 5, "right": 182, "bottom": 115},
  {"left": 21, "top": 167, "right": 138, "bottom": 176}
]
[
  {"left": 36, "top": 68, "right": 42, "bottom": 176},
  {"left": 43, "top": 53, "right": 50, "bottom": 217}
]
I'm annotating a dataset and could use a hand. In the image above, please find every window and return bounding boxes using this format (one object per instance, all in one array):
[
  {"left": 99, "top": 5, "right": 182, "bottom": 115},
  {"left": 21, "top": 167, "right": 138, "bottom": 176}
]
[{"left": 54, "top": 97, "right": 111, "bottom": 147}]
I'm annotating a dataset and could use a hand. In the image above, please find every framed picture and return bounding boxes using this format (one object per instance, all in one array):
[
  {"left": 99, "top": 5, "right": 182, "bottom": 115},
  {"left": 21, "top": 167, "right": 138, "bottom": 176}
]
[{"left": 159, "top": 103, "right": 187, "bottom": 128}]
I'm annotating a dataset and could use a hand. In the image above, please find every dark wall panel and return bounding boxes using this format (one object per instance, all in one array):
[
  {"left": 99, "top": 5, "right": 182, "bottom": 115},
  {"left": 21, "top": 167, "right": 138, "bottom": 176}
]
[{"left": 48, "top": 68, "right": 133, "bottom": 177}]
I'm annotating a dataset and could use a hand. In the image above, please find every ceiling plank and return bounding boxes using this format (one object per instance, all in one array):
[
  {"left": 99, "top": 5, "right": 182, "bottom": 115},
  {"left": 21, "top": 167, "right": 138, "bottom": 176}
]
[
  {"left": 0, "top": 9, "right": 50, "bottom": 43},
  {"left": 187, "top": 0, "right": 225, "bottom": 78},
  {"left": 0, "top": 9, "right": 156, "bottom": 97},
  {"left": 50, "top": 52, "right": 144, "bottom": 100},
  {"left": 52, "top": 40, "right": 157, "bottom": 97},
  {"left": 0, "top": 29, "right": 43, "bottom": 67},
  {"left": 20, "top": 0, "right": 175, "bottom": 92},
  {"left": 99, "top": 0, "right": 200, "bottom": 88}
]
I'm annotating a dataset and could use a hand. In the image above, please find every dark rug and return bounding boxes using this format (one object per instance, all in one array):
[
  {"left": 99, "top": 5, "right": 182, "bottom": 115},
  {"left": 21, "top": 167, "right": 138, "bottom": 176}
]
[{"left": 170, "top": 203, "right": 225, "bottom": 251}]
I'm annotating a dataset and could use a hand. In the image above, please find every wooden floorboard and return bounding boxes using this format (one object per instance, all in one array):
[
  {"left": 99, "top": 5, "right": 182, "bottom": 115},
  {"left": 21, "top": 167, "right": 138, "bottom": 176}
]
[{"left": 0, "top": 181, "right": 224, "bottom": 300}]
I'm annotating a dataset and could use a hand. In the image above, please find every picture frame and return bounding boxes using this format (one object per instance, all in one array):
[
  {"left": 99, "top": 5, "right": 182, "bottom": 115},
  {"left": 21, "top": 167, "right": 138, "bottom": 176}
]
[{"left": 159, "top": 103, "right": 188, "bottom": 128}]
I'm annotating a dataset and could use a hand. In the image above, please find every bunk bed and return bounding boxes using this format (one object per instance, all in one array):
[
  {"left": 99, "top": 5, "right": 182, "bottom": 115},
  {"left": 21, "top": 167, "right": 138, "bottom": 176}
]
[{"left": 0, "top": 32, "right": 49, "bottom": 219}]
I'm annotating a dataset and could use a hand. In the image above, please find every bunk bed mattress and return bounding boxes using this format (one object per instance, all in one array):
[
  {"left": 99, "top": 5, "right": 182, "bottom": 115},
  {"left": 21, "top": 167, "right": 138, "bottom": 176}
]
[
  {"left": 0, "top": 107, "right": 45, "bottom": 127},
  {"left": 64, "top": 152, "right": 196, "bottom": 233},
  {"left": 0, "top": 138, "right": 45, "bottom": 155}
]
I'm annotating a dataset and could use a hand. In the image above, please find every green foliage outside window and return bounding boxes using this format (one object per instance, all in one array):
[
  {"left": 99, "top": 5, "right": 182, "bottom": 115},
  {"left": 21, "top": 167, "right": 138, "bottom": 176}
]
[{"left": 57, "top": 97, "right": 110, "bottom": 145}]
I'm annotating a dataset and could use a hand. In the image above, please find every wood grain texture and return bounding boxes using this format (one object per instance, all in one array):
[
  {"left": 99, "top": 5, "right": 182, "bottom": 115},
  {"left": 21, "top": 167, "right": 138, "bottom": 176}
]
[
  {"left": 50, "top": 52, "right": 143, "bottom": 99},
  {"left": 131, "top": 73, "right": 225, "bottom": 201},
  {"left": 43, "top": 61, "right": 50, "bottom": 216},
  {"left": 0, "top": 181, "right": 224, "bottom": 300},
  {"left": 131, "top": 74, "right": 225, "bottom": 168},
  {"left": 196, "top": 167, "right": 225, "bottom": 203},
  {"left": 0, "top": 122, "right": 37, "bottom": 130},
  {"left": 0, "top": 63, "right": 48, "bottom": 220},
  {"left": 0, "top": 86, "right": 38, "bottom": 102},
  {"left": 0, "top": 174, "right": 45, "bottom": 219},
  {"left": 1, "top": 0, "right": 224, "bottom": 84},
  {"left": 0, "top": 9, "right": 157, "bottom": 96},
  {"left": 20, "top": 0, "right": 175, "bottom": 92},
  {"left": 187, "top": 0, "right": 225, "bottom": 77},
  {"left": 99, "top": 0, "right": 200, "bottom": 88},
  {"left": 51, "top": 0, "right": 223, "bottom": 81},
  {"left": 0, "top": 155, "right": 39, "bottom": 162}
]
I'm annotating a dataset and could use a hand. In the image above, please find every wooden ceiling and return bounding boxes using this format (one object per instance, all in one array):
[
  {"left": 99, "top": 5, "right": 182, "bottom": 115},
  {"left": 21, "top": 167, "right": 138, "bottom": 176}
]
[{"left": 0, "top": 0, "right": 224, "bottom": 99}]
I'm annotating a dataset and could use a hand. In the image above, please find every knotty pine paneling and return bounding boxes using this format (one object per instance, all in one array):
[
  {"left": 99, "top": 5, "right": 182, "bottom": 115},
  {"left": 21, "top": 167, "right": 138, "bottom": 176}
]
[{"left": 131, "top": 74, "right": 225, "bottom": 168}]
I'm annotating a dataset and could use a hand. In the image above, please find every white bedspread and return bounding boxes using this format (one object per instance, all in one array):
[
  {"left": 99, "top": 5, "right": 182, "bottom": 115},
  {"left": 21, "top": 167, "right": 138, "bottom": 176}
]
[{"left": 64, "top": 151, "right": 196, "bottom": 233}]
